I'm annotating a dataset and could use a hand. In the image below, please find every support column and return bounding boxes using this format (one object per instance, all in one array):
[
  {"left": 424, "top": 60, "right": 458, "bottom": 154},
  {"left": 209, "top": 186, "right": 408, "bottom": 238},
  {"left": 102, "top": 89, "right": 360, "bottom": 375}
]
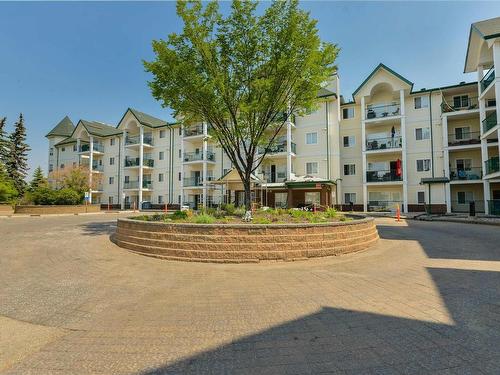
[
  {"left": 138, "top": 126, "right": 144, "bottom": 209},
  {"left": 400, "top": 89, "right": 408, "bottom": 213},
  {"left": 202, "top": 122, "right": 208, "bottom": 209},
  {"left": 89, "top": 136, "right": 94, "bottom": 204},
  {"left": 361, "top": 96, "right": 368, "bottom": 212},
  {"left": 180, "top": 125, "right": 184, "bottom": 206},
  {"left": 478, "top": 65, "right": 490, "bottom": 214},
  {"left": 442, "top": 116, "right": 451, "bottom": 213},
  {"left": 120, "top": 130, "right": 126, "bottom": 209},
  {"left": 76, "top": 138, "right": 81, "bottom": 166},
  {"left": 286, "top": 116, "right": 292, "bottom": 180}
]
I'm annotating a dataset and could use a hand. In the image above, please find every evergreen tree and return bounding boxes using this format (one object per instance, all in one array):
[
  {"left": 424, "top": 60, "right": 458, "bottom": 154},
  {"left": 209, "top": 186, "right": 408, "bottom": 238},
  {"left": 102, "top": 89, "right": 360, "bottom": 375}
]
[
  {"left": 0, "top": 117, "right": 9, "bottom": 166},
  {"left": 29, "top": 166, "right": 47, "bottom": 191},
  {"left": 6, "top": 114, "right": 30, "bottom": 194},
  {"left": 0, "top": 163, "right": 17, "bottom": 203}
]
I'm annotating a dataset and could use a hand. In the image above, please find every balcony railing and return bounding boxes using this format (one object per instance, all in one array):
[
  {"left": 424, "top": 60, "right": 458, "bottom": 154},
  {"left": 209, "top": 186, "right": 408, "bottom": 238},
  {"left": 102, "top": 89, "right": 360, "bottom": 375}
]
[
  {"left": 482, "top": 111, "right": 497, "bottom": 133},
  {"left": 481, "top": 67, "right": 495, "bottom": 92},
  {"left": 183, "top": 151, "right": 216, "bottom": 162},
  {"left": 258, "top": 141, "right": 297, "bottom": 154},
  {"left": 366, "top": 170, "right": 403, "bottom": 183},
  {"left": 92, "top": 164, "right": 103, "bottom": 172},
  {"left": 366, "top": 136, "right": 402, "bottom": 151},
  {"left": 449, "top": 167, "right": 482, "bottom": 181},
  {"left": 123, "top": 181, "right": 153, "bottom": 189},
  {"left": 125, "top": 156, "right": 154, "bottom": 167},
  {"left": 451, "top": 200, "right": 485, "bottom": 213},
  {"left": 441, "top": 96, "right": 478, "bottom": 112},
  {"left": 92, "top": 184, "right": 104, "bottom": 192},
  {"left": 484, "top": 156, "right": 499, "bottom": 175},
  {"left": 365, "top": 103, "right": 400, "bottom": 120},
  {"left": 79, "top": 143, "right": 104, "bottom": 153},
  {"left": 448, "top": 131, "right": 481, "bottom": 146},
  {"left": 262, "top": 171, "right": 287, "bottom": 183},
  {"left": 125, "top": 134, "right": 153, "bottom": 146},
  {"left": 488, "top": 200, "right": 500, "bottom": 216},
  {"left": 368, "top": 200, "right": 402, "bottom": 212},
  {"left": 184, "top": 125, "right": 204, "bottom": 137}
]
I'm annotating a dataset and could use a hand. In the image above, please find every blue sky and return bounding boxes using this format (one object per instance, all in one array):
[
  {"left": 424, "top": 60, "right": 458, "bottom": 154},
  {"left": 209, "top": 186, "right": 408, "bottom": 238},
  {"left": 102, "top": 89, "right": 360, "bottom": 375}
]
[{"left": 1, "top": 1, "right": 499, "bottom": 177}]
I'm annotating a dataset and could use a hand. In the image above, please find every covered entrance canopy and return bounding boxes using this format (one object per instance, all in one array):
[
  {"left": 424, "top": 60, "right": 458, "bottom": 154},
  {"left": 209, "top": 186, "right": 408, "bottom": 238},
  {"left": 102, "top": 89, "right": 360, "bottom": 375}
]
[{"left": 212, "top": 168, "right": 262, "bottom": 206}]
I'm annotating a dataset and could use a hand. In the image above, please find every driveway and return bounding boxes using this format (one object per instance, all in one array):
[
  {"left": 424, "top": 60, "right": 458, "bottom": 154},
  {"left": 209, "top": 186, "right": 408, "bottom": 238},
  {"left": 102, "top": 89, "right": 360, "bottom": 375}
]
[{"left": 0, "top": 214, "right": 499, "bottom": 374}]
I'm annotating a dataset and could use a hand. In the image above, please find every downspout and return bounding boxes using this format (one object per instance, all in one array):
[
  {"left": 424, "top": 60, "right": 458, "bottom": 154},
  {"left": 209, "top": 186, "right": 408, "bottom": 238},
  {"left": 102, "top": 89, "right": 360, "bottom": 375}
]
[
  {"left": 429, "top": 91, "right": 434, "bottom": 213},
  {"left": 117, "top": 136, "right": 121, "bottom": 205},
  {"left": 325, "top": 100, "right": 330, "bottom": 180}
]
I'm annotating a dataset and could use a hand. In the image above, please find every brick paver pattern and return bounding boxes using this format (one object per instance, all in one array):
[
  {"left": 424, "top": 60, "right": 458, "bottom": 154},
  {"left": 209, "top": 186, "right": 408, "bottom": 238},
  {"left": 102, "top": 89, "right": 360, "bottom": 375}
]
[{"left": 0, "top": 214, "right": 499, "bottom": 374}]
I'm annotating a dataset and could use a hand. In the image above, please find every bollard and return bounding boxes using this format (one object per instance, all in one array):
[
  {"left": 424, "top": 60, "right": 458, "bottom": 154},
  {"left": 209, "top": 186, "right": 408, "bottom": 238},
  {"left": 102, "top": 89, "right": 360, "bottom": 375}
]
[
  {"left": 349, "top": 201, "right": 354, "bottom": 212},
  {"left": 396, "top": 206, "right": 401, "bottom": 222},
  {"left": 165, "top": 203, "right": 168, "bottom": 214},
  {"left": 469, "top": 201, "right": 476, "bottom": 217}
]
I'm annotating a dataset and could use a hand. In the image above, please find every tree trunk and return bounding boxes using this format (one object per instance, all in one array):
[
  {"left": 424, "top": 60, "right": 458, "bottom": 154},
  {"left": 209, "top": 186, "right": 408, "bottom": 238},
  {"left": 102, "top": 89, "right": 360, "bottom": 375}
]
[{"left": 243, "top": 179, "right": 252, "bottom": 211}]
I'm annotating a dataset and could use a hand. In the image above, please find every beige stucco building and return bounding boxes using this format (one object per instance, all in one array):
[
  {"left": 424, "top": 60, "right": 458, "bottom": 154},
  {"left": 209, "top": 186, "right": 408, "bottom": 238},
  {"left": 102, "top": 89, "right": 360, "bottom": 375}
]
[{"left": 45, "top": 16, "right": 500, "bottom": 215}]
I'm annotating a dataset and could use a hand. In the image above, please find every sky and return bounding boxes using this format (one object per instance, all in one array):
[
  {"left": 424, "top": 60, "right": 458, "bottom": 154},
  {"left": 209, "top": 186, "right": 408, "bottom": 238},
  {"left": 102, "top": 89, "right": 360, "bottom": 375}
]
[{"left": 1, "top": 1, "right": 500, "bottom": 178}]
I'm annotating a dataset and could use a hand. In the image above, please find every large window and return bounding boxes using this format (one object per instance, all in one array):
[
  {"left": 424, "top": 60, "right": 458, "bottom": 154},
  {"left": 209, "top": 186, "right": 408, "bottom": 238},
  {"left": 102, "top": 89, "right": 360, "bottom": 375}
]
[
  {"left": 454, "top": 126, "right": 471, "bottom": 140},
  {"left": 109, "top": 157, "right": 115, "bottom": 165},
  {"left": 343, "top": 135, "right": 355, "bottom": 147},
  {"left": 274, "top": 192, "right": 287, "bottom": 208},
  {"left": 414, "top": 96, "right": 429, "bottom": 109},
  {"left": 343, "top": 164, "right": 356, "bottom": 176},
  {"left": 453, "top": 95, "right": 469, "bottom": 109},
  {"left": 456, "top": 159, "right": 472, "bottom": 170},
  {"left": 306, "top": 162, "right": 318, "bottom": 174},
  {"left": 415, "top": 127, "right": 430, "bottom": 140},
  {"left": 457, "top": 191, "right": 473, "bottom": 204},
  {"left": 342, "top": 107, "right": 355, "bottom": 119},
  {"left": 158, "top": 195, "right": 164, "bottom": 204},
  {"left": 305, "top": 192, "right": 320, "bottom": 205},
  {"left": 110, "top": 138, "right": 115, "bottom": 146},
  {"left": 416, "top": 159, "right": 431, "bottom": 172},
  {"left": 344, "top": 192, "right": 356, "bottom": 204},
  {"left": 306, "top": 132, "right": 318, "bottom": 145},
  {"left": 417, "top": 191, "right": 425, "bottom": 204}
]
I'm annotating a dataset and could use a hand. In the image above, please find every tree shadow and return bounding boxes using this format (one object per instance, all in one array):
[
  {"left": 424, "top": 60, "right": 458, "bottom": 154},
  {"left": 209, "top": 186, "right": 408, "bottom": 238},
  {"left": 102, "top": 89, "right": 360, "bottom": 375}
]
[
  {"left": 139, "top": 266, "right": 500, "bottom": 374},
  {"left": 79, "top": 221, "right": 117, "bottom": 236}
]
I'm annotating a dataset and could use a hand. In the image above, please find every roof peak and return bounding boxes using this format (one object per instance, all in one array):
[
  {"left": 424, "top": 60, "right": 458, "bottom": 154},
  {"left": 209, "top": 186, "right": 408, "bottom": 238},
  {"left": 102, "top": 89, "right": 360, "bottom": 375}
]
[{"left": 45, "top": 116, "right": 74, "bottom": 138}]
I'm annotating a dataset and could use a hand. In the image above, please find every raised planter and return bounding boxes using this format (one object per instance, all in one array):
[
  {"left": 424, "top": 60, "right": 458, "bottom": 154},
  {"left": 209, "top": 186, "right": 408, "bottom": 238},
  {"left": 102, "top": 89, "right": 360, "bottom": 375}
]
[
  {"left": 14, "top": 204, "right": 101, "bottom": 215},
  {"left": 0, "top": 204, "right": 14, "bottom": 215},
  {"left": 112, "top": 216, "right": 378, "bottom": 263}
]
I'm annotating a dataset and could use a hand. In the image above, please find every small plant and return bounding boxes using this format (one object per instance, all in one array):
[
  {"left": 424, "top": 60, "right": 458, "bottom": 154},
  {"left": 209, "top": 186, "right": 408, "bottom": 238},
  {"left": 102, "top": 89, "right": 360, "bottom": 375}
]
[
  {"left": 221, "top": 203, "right": 236, "bottom": 215},
  {"left": 324, "top": 207, "right": 337, "bottom": 218},
  {"left": 171, "top": 210, "right": 188, "bottom": 220},
  {"left": 151, "top": 213, "right": 163, "bottom": 221},
  {"left": 193, "top": 213, "right": 215, "bottom": 224},
  {"left": 234, "top": 206, "right": 246, "bottom": 217},
  {"left": 253, "top": 217, "right": 271, "bottom": 224}
]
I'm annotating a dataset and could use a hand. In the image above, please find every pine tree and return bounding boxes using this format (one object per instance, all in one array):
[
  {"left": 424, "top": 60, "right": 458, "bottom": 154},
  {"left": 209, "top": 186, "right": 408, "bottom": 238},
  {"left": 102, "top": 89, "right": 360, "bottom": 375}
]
[
  {"left": 0, "top": 117, "right": 9, "bottom": 166},
  {"left": 29, "top": 166, "right": 47, "bottom": 191},
  {"left": 6, "top": 114, "right": 30, "bottom": 194}
]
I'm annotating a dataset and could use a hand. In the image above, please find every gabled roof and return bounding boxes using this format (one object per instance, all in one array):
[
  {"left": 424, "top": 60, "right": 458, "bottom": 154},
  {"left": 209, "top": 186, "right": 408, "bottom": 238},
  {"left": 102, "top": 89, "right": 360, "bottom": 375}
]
[
  {"left": 352, "top": 63, "right": 413, "bottom": 97},
  {"left": 316, "top": 88, "right": 337, "bottom": 99},
  {"left": 464, "top": 17, "right": 500, "bottom": 72},
  {"left": 77, "top": 120, "right": 122, "bottom": 137},
  {"left": 118, "top": 108, "right": 169, "bottom": 129},
  {"left": 45, "top": 116, "right": 74, "bottom": 138},
  {"left": 54, "top": 137, "right": 77, "bottom": 147}
]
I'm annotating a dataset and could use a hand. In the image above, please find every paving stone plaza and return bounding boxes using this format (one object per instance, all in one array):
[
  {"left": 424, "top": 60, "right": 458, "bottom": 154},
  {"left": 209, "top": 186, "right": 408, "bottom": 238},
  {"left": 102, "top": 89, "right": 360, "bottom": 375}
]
[{"left": 0, "top": 214, "right": 499, "bottom": 374}]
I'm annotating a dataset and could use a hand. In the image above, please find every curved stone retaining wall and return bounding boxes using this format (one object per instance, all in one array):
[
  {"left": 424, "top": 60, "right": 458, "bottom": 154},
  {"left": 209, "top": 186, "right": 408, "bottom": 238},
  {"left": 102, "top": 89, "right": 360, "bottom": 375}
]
[
  {"left": 113, "top": 216, "right": 378, "bottom": 263},
  {"left": 14, "top": 204, "right": 101, "bottom": 215}
]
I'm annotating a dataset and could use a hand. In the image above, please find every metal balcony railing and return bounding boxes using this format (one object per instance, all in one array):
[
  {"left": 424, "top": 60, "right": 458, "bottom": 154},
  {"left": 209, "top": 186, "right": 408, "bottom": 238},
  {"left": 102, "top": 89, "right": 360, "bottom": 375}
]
[
  {"left": 183, "top": 177, "right": 202, "bottom": 187},
  {"left": 441, "top": 96, "right": 479, "bottom": 112},
  {"left": 365, "top": 103, "right": 400, "bottom": 120},
  {"left": 125, "top": 157, "right": 154, "bottom": 167},
  {"left": 183, "top": 151, "right": 216, "bottom": 162},
  {"left": 367, "top": 200, "right": 402, "bottom": 212},
  {"left": 488, "top": 200, "right": 500, "bottom": 216},
  {"left": 447, "top": 131, "right": 481, "bottom": 146},
  {"left": 451, "top": 200, "right": 485, "bottom": 213},
  {"left": 123, "top": 181, "right": 153, "bottom": 189},
  {"left": 366, "top": 170, "right": 403, "bottom": 182},
  {"left": 484, "top": 156, "right": 499, "bottom": 175},
  {"left": 449, "top": 167, "right": 482, "bottom": 181},
  {"left": 482, "top": 111, "right": 497, "bottom": 133},
  {"left": 184, "top": 125, "right": 204, "bottom": 137},
  {"left": 79, "top": 143, "right": 104, "bottom": 153},
  {"left": 92, "top": 164, "right": 104, "bottom": 172},
  {"left": 366, "top": 136, "right": 402, "bottom": 151},
  {"left": 258, "top": 141, "right": 297, "bottom": 154},
  {"left": 125, "top": 134, "right": 153, "bottom": 146},
  {"left": 481, "top": 67, "right": 495, "bottom": 92},
  {"left": 262, "top": 171, "right": 287, "bottom": 183}
]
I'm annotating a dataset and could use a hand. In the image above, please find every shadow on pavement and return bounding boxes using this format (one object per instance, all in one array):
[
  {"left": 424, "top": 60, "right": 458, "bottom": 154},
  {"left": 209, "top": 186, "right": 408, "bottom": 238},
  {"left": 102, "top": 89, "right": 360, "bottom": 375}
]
[{"left": 79, "top": 221, "right": 117, "bottom": 236}]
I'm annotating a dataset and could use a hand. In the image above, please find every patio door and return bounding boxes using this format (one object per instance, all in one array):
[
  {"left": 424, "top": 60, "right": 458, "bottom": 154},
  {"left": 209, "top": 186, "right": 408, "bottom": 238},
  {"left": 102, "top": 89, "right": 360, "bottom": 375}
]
[{"left": 271, "top": 165, "right": 276, "bottom": 183}]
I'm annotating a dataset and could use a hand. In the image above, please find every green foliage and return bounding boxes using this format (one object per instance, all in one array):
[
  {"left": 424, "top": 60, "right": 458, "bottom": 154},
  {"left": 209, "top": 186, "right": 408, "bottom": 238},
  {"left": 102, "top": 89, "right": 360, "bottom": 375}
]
[
  {"left": 53, "top": 188, "right": 82, "bottom": 205},
  {"left": 253, "top": 217, "right": 271, "bottom": 224},
  {"left": 324, "top": 207, "right": 337, "bottom": 218},
  {"left": 61, "top": 167, "right": 89, "bottom": 196},
  {"left": 171, "top": 210, "right": 188, "bottom": 220},
  {"left": 29, "top": 166, "right": 48, "bottom": 192},
  {"left": 0, "top": 117, "right": 9, "bottom": 166},
  {"left": 193, "top": 213, "right": 215, "bottom": 224},
  {"left": 144, "top": 0, "right": 338, "bottom": 209},
  {"left": 5, "top": 114, "right": 30, "bottom": 194},
  {"left": 29, "top": 187, "right": 56, "bottom": 205},
  {"left": 221, "top": 203, "right": 236, "bottom": 215},
  {"left": 234, "top": 206, "right": 246, "bottom": 217}
]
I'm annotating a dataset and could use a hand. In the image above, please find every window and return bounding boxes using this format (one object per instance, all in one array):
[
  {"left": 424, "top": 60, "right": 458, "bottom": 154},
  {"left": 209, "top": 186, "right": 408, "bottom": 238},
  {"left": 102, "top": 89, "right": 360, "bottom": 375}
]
[
  {"left": 158, "top": 195, "right": 164, "bottom": 204},
  {"left": 343, "top": 164, "right": 356, "bottom": 176},
  {"left": 487, "top": 99, "right": 496, "bottom": 108},
  {"left": 179, "top": 149, "right": 181, "bottom": 158},
  {"left": 415, "top": 128, "right": 430, "bottom": 140},
  {"left": 414, "top": 96, "right": 429, "bottom": 109},
  {"left": 159, "top": 173, "right": 164, "bottom": 182},
  {"left": 454, "top": 127, "right": 470, "bottom": 140},
  {"left": 179, "top": 127, "right": 182, "bottom": 135},
  {"left": 344, "top": 193, "right": 356, "bottom": 204},
  {"left": 343, "top": 136, "right": 355, "bottom": 147},
  {"left": 49, "top": 164, "right": 53, "bottom": 172},
  {"left": 160, "top": 130, "right": 166, "bottom": 138},
  {"left": 108, "top": 196, "right": 113, "bottom": 204},
  {"left": 416, "top": 159, "right": 431, "bottom": 172},
  {"left": 125, "top": 176, "right": 130, "bottom": 183},
  {"left": 305, "top": 192, "right": 321, "bottom": 205},
  {"left": 61, "top": 147, "right": 65, "bottom": 152},
  {"left": 72, "top": 162, "right": 76, "bottom": 168},
  {"left": 417, "top": 191, "right": 425, "bottom": 204},
  {"left": 274, "top": 192, "right": 287, "bottom": 208},
  {"left": 109, "top": 177, "right": 114, "bottom": 184},
  {"left": 109, "top": 157, "right": 115, "bottom": 165},
  {"left": 110, "top": 138, "right": 115, "bottom": 146},
  {"left": 306, "top": 132, "right": 318, "bottom": 145},
  {"left": 342, "top": 107, "right": 355, "bottom": 119},
  {"left": 453, "top": 95, "right": 469, "bottom": 109},
  {"left": 178, "top": 172, "right": 181, "bottom": 181},
  {"left": 73, "top": 145, "right": 77, "bottom": 152},
  {"left": 457, "top": 191, "right": 474, "bottom": 204},
  {"left": 60, "top": 163, "right": 65, "bottom": 169},
  {"left": 306, "top": 162, "right": 318, "bottom": 174},
  {"left": 178, "top": 195, "right": 181, "bottom": 204},
  {"left": 49, "top": 148, "right": 53, "bottom": 156},
  {"left": 159, "top": 151, "right": 164, "bottom": 160},
  {"left": 456, "top": 159, "right": 472, "bottom": 171}
]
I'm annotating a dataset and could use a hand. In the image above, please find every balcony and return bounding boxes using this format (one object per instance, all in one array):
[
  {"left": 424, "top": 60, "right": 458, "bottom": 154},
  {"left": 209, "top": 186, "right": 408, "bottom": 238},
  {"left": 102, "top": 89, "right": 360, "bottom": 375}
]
[
  {"left": 368, "top": 200, "right": 402, "bottom": 212},
  {"left": 452, "top": 200, "right": 485, "bottom": 213},
  {"left": 484, "top": 156, "right": 499, "bottom": 175},
  {"left": 441, "top": 97, "right": 478, "bottom": 113},
  {"left": 449, "top": 168, "right": 482, "bottom": 181},
  {"left": 91, "top": 183, "right": 104, "bottom": 192},
  {"left": 258, "top": 141, "right": 297, "bottom": 155},
  {"left": 183, "top": 176, "right": 215, "bottom": 187},
  {"left": 183, "top": 151, "right": 216, "bottom": 163},
  {"left": 365, "top": 103, "right": 400, "bottom": 120},
  {"left": 366, "top": 136, "right": 402, "bottom": 151},
  {"left": 125, "top": 156, "right": 154, "bottom": 168},
  {"left": 448, "top": 131, "right": 480, "bottom": 147},
  {"left": 184, "top": 125, "right": 204, "bottom": 137},
  {"left": 91, "top": 164, "right": 103, "bottom": 172},
  {"left": 79, "top": 143, "right": 104, "bottom": 153},
  {"left": 482, "top": 111, "right": 497, "bottom": 133},
  {"left": 481, "top": 67, "right": 495, "bottom": 93},
  {"left": 262, "top": 171, "right": 287, "bottom": 183},
  {"left": 366, "top": 170, "right": 403, "bottom": 183},
  {"left": 125, "top": 134, "right": 153, "bottom": 146},
  {"left": 123, "top": 181, "right": 153, "bottom": 190},
  {"left": 488, "top": 200, "right": 500, "bottom": 216}
]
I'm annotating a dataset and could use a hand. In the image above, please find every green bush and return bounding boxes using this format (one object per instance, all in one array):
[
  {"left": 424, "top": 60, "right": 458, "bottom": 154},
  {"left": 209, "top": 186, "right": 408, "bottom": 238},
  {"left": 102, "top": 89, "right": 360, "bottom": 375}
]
[
  {"left": 221, "top": 203, "right": 236, "bottom": 215},
  {"left": 193, "top": 213, "right": 215, "bottom": 224},
  {"left": 171, "top": 210, "right": 188, "bottom": 220},
  {"left": 234, "top": 206, "right": 246, "bottom": 216},
  {"left": 54, "top": 188, "right": 82, "bottom": 205},
  {"left": 30, "top": 187, "right": 57, "bottom": 205},
  {"left": 324, "top": 207, "right": 337, "bottom": 218},
  {"left": 253, "top": 217, "right": 271, "bottom": 224}
]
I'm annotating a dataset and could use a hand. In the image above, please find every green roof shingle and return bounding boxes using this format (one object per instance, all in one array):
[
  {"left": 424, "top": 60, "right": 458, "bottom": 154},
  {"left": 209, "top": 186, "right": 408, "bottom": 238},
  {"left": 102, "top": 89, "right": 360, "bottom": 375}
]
[
  {"left": 80, "top": 120, "right": 122, "bottom": 137},
  {"left": 128, "top": 108, "right": 168, "bottom": 128},
  {"left": 45, "top": 116, "right": 75, "bottom": 137}
]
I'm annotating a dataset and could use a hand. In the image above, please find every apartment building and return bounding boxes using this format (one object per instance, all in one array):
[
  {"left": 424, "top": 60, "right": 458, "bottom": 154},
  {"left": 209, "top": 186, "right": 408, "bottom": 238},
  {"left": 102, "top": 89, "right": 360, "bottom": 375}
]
[{"left": 45, "top": 16, "right": 500, "bottom": 215}]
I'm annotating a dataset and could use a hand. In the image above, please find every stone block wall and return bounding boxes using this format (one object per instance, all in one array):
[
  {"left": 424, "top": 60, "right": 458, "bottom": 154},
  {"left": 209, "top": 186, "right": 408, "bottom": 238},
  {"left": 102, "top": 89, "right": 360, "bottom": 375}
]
[{"left": 14, "top": 204, "right": 101, "bottom": 215}]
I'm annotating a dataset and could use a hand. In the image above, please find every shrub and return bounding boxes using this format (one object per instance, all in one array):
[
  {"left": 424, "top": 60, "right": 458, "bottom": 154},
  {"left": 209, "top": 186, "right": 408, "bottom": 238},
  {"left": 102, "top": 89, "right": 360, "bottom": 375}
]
[
  {"left": 324, "top": 207, "right": 337, "bottom": 218},
  {"left": 221, "top": 203, "right": 236, "bottom": 215},
  {"left": 30, "top": 187, "right": 57, "bottom": 205},
  {"left": 253, "top": 217, "right": 271, "bottom": 224},
  {"left": 54, "top": 188, "right": 82, "bottom": 205},
  {"left": 234, "top": 206, "right": 246, "bottom": 217},
  {"left": 193, "top": 213, "right": 215, "bottom": 224},
  {"left": 171, "top": 210, "right": 188, "bottom": 220}
]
